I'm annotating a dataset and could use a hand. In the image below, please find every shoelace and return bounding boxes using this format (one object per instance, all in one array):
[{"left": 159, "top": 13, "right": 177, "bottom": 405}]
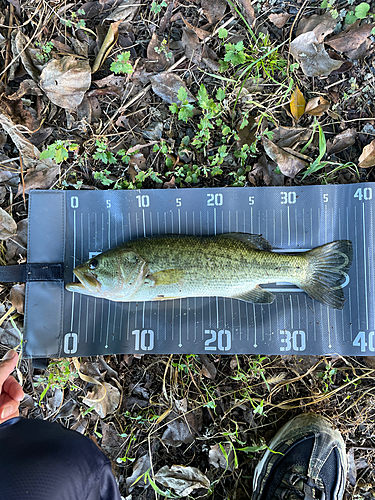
[{"left": 278, "top": 472, "right": 325, "bottom": 500}]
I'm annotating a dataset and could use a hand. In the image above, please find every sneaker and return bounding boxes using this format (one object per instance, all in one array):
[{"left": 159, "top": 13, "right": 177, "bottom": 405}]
[{"left": 252, "top": 413, "right": 347, "bottom": 500}]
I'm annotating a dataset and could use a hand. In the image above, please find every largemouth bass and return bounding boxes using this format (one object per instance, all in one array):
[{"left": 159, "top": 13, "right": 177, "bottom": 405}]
[{"left": 66, "top": 233, "right": 353, "bottom": 310}]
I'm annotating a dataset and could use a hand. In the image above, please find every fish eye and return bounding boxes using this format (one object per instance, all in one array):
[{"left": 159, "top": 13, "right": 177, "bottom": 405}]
[{"left": 89, "top": 259, "right": 98, "bottom": 270}]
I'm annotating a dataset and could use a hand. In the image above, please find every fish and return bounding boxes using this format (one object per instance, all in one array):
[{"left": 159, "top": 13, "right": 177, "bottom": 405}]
[{"left": 65, "top": 233, "right": 353, "bottom": 310}]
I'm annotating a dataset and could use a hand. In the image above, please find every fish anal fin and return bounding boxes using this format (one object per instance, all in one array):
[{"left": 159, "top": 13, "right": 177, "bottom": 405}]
[
  {"left": 233, "top": 286, "right": 275, "bottom": 304},
  {"left": 217, "top": 233, "right": 272, "bottom": 251},
  {"left": 151, "top": 269, "right": 185, "bottom": 286}
]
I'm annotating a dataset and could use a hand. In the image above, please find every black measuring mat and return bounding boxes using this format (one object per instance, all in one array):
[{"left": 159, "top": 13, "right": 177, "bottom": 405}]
[{"left": 22, "top": 184, "right": 375, "bottom": 358}]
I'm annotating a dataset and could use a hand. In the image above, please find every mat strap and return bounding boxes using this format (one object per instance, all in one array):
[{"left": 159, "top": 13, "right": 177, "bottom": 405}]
[{"left": 0, "top": 263, "right": 64, "bottom": 282}]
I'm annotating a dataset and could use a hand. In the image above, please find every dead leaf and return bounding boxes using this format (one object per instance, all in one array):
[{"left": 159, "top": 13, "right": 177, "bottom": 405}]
[
  {"left": 248, "top": 154, "right": 284, "bottom": 186},
  {"left": 101, "top": 422, "right": 123, "bottom": 460},
  {"left": 10, "top": 284, "right": 25, "bottom": 314},
  {"left": 0, "top": 113, "right": 40, "bottom": 166},
  {"left": 163, "top": 175, "right": 176, "bottom": 188},
  {"left": 272, "top": 127, "right": 313, "bottom": 148},
  {"left": 0, "top": 96, "right": 38, "bottom": 132},
  {"left": 290, "top": 31, "right": 343, "bottom": 77},
  {"left": 150, "top": 73, "right": 195, "bottom": 104},
  {"left": 181, "top": 15, "right": 210, "bottom": 40},
  {"left": 155, "top": 465, "right": 210, "bottom": 497},
  {"left": 304, "top": 96, "right": 330, "bottom": 116},
  {"left": 92, "top": 21, "right": 121, "bottom": 73},
  {"left": 0, "top": 208, "right": 17, "bottom": 240},
  {"left": 10, "top": 31, "right": 45, "bottom": 82},
  {"left": 262, "top": 137, "right": 307, "bottom": 178},
  {"left": 234, "top": 0, "right": 255, "bottom": 26},
  {"left": 105, "top": 0, "right": 140, "bottom": 22},
  {"left": 147, "top": 32, "right": 174, "bottom": 70},
  {"left": 5, "top": 218, "right": 27, "bottom": 262},
  {"left": 40, "top": 56, "right": 91, "bottom": 110},
  {"left": 7, "top": 79, "right": 43, "bottom": 99},
  {"left": 209, "top": 443, "right": 235, "bottom": 471},
  {"left": 296, "top": 12, "right": 337, "bottom": 42},
  {"left": 268, "top": 13, "right": 290, "bottom": 28},
  {"left": 326, "top": 23, "right": 374, "bottom": 56},
  {"left": 162, "top": 418, "right": 195, "bottom": 446},
  {"left": 201, "top": 0, "right": 227, "bottom": 23},
  {"left": 129, "top": 152, "right": 146, "bottom": 170},
  {"left": 290, "top": 86, "right": 306, "bottom": 121},
  {"left": 16, "top": 165, "right": 60, "bottom": 196},
  {"left": 126, "top": 454, "right": 151, "bottom": 491},
  {"left": 82, "top": 381, "right": 120, "bottom": 418},
  {"left": 182, "top": 28, "right": 202, "bottom": 64},
  {"left": 327, "top": 128, "right": 357, "bottom": 155},
  {"left": 358, "top": 139, "right": 375, "bottom": 168},
  {"left": 200, "top": 354, "right": 217, "bottom": 379}
]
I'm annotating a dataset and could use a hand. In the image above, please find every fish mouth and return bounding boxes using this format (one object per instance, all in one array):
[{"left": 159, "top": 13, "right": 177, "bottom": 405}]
[{"left": 67, "top": 267, "right": 101, "bottom": 294}]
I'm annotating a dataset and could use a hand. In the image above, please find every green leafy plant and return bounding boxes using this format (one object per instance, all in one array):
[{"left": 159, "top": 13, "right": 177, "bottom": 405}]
[
  {"left": 169, "top": 87, "right": 195, "bottom": 123},
  {"left": 93, "top": 140, "right": 117, "bottom": 164},
  {"left": 150, "top": 0, "right": 167, "bottom": 15},
  {"left": 154, "top": 38, "right": 173, "bottom": 60},
  {"left": 94, "top": 169, "right": 115, "bottom": 186},
  {"left": 40, "top": 140, "right": 79, "bottom": 163},
  {"left": 345, "top": 2, "right": 370, "bottom": 24},
  {"left": 34, "top": 359, "right": 79, "bottom": 404},
  {"left": 60, "top": 8, "right": 86, "bottom": 29},
  {"left": 317, "top": 361, "right": 337, "bottom": 392},
  {"left": 35, "top": 41, "right": 54, "bottom": 62},
  {"left": 301, "top": 119, "right": 327, "bottom": 179},
  {"left": 110, "top": 51, "right": 134, "bottom": 74}
]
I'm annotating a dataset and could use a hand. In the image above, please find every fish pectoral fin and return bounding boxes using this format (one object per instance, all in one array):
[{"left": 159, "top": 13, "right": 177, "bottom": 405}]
[
  {"left": 151, "top": 269, "right": 185, "bottom": 286},
  {"left": 233, "top": 286, "right": 275, "bottom": 304},
  {"left": 216, "top": 233, "right": 272, "bottom": 251}
]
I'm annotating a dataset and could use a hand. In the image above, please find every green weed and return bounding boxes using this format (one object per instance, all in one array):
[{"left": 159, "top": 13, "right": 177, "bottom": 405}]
[
  {"left": 40, "top": 140, "right": 79, "bottom": 164},
  {"left": 35, "top": 41, "right": 54, "bottom": 62},
  {"left": 93, "top": 140, "right": 117, "bottom": 164},
  {"left": 110, "top": 51, "right": 134, "bottom": 75},
  {"left": 34, "top": 359, "right": 79, "bottom": 404}
]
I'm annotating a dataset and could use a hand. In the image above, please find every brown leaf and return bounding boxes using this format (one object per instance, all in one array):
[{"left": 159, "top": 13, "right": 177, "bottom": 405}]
[
  {"left": 92, "top": 21, "right": 121, "bottom": 73},
  {"left": 147, "top": 32, "right": 174, "bottom": 70},
  {"left": 182, "top": 28, "right": 202, "bottom": 64},
  {"left": 129, "top": 152, "right": 146, "bottom": 170},
  {"left": 304, "top": 96, "right": 330, "bottom": 116},
  {"left": 200, "top": 354, "right": 217, "bottom": 379},
  {"left": 0, "top": 208, "right": 17, "bottom": 240},
  {"left": 11, "top": 31, "right": 45, "bottom": 82},
  {"left": 296, "top": 12, "right": 337, "bottom": 43},
  {"left": 272, "top": 127, "right": 313, "bottom": 148},
  {"left": 358, "top": 139, "right": 375, "bottom": 168},
  {"left": 163, "top": 175, "right": 176, "bottom": 189},
  {"left": 181, "top": 15, "right": 210, "bottom": 40},
  {"left": 326, "top": 23, "right": 374, "bottom": 55},
  {"left": 290, "top": 86, "right": 306, "bottom": 121},
  {"left": 10, "top": 284, "right": 25, "bottom": 314},
  {"left": 262, "top": 137, "right": 306, "bottom": 178},
  {"left": 82, "top": 381, "right": 120, "bottom": 418},
  {"left": 327, "top": 128, "right": 357, "bottom": 155},
  {"left": 201, "top": 0, "right": 227, "bottom": 23},
  {"left": 248, "top": 154, "right": 284, "bottom": 186},
  {"left": 0, "top": 96, "right": 38, "bottom": 131},
  {"left": 40, "top": 56, "right": 91, "bottom": 110},
  {"left": 209, "top": 443, "right": 235, "bottom": 471},
  {"left": 268, "top": 13, "right": 290, "bottom": 28},
  {"left": 150, "top": 73, "right": 195, "bottom": 104},
  {"left": 8, "top": 79, "right": 43, "bottom": 99},
  {"left": 155, "top": 465, "right": 210, "bottom": 497},
  {"left": 235, "top": 0, "right": 255, "bottom": 26},
  {"left": 105, "top": 0, "right": 140, "bottom": 22},
  {"left": 290, "top": 31, "right": 342, "bottom": 77},
  {"left": 16, "top": 165, "right": 60, "bottom": 196},
  {"left": 5, "top": 218, "right": 27, "bottom": 262}
]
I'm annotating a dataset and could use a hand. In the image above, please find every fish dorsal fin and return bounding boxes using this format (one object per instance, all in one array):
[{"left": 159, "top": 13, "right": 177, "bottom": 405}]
[
  {"left": 151, "top": 269, "right": 185, "bottom": 286},
  {"left": 233, "top": 286, "right": 275, "bottom": 304},
  {"left": 217, "top": 233, "right": 272, "bottom": 251}
]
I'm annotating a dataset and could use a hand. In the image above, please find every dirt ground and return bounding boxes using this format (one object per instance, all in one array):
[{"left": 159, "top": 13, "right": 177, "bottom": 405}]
[{"left": 1, "top": 0, "right": 375, "bottom": 498}]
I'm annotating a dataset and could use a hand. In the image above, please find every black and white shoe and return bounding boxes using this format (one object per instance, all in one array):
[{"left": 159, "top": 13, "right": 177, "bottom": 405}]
[{"left": 252, "top": 414, "right": 347, "bottom": 500}]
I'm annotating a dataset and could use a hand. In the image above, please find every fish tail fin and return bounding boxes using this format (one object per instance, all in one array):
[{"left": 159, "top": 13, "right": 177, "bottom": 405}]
[{"left": 302, "top": 240, "right": 353, "bottom": 310}]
